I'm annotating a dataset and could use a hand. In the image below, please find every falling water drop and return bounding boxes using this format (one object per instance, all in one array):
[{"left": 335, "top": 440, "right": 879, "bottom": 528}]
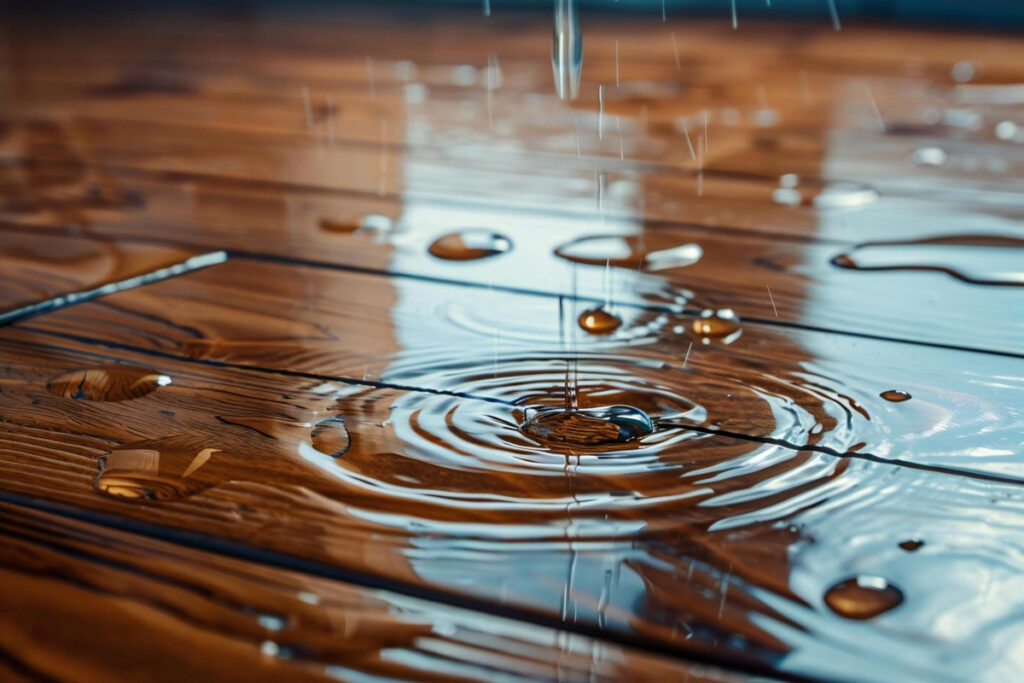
[
  {"left": 428, "top": 230, "right": 512, "bottom": 261},
  {"left": 552, "top": 0, "right": 582, "bottom": 101},
  {"left": 49, "top": 366, "right": 171, "bottom": 402},
  {"left": 692, "top": 309, "right": 742, "bottom": 343},
  {"left": 577, "top": 307, "right": 621, "bottom": 335},
  {"left": 521, "top": 404, "right": 655, "bottom": 447},
  {"left": 880, "top": 390, "right": 912, "bottom": 402},
  {"left": 824, "top": 575, "right": 903, "bottom": 619}
]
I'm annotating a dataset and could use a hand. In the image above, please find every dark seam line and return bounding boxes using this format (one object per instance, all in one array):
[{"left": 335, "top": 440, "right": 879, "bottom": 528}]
[
  {"left": 17, "top": 326, "right": 1021, "bottom": 489},
  {"left": 0, "top": 488, "right": 804, "bottom": 683},
  {"left": 0, "top": 251, "right": 228, "bottom": 328},
  {"left": 670, "top": 423, "right": 1024, "bottom": 487}
]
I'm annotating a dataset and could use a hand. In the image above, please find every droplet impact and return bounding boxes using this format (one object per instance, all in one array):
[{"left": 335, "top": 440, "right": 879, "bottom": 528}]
[
  {"left": 910, "top": 146, "right": 948, "bottom": 167},
  {"left": 95, "top": 436, "right": 221, "bottom": 501},
  {"left": 899, "top": 539, "right": 924, "bottom": 552},
  {"left": 692, "top": 309, "right": 742, "bottom": 343},
  {"left": 881, "top": 390, "right": 912, "bottom": 403},
  {"left": 577, "top": 307, "right": 621, "bottom": 335},
  {"left": 521, "top": 405, "right": 655, "bottom": 447},
  {"left": 824, "top": 575, "right": 903, "bottom": 620},
  {"left": 310, "top": 415, "right": 350, "bottom": 457},
  {"left": 428, "top": 230, "right": 512, "bottom": 261},
  {"left": 49, "top": 366, "right": 170, "bottom": 402}
]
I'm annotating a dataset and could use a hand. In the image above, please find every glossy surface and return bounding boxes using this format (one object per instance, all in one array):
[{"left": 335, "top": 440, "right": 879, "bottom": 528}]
[{"left": 0, "top": 2, "right": 1022, "bottom": 681}]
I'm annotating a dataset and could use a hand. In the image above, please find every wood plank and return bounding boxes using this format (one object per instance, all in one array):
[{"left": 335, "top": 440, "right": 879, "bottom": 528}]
[
  {"left": 0, "top": 499, "right": 739, "bottom": 682},
  {"left": 19, "top": 254, "right": 1023, "bottom": 484},
  {"left": 0, "top": 230, "right": 203, "bottom": 318},
  {"left": 0, "top": 268, "right": 1021, "bottom": 679}
]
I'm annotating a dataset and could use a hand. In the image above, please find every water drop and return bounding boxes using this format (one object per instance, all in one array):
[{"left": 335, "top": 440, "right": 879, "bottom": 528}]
[
  {"left": 780, "top": 173, "right": 799, "bottom": 188},
  {"left": 257, "top": 614, "right": 288, "bottom": 631},
  {"left": 772, "top": 188, "right": 802, "bottom": 206},
  {"left": 910, "top": 146, "right": 948, "bottom": 167},
  {"left": 310, "top": 416, "right": 350, "bottom": 457},
  {"left": 824, "top": 575, "right": 903, "bottom": 619},
  {"left": 951, "top": 61, "right": 976, "bottom": 83},
  {"left": 692, "top": 309, "right": 742, "bottom": 343},
  {"left": 899, "top": 539, "right": 924, "bottom": 552},
  {"left": 577, "top": 307, "right": 621, "bottom": 335},
  {"left": 95, "top": 436, "right": 221, "bottom": 501},
  {"left": 995, "top": 121, "right": 1019, "bottom": 141},
  {"left": 428, "top": 230, "right": 512, "bottom": 261},
  {"left": 49, "top": 366, "right": 170, "bottom": 402},
  {"left": 521, "top": 405, "right": 655, "bottom": 447},
  {"left": 881, "top": 390, "right": 912, "bottom": 402},
  {"left": 320, "top": 214, "right": 394, "bottom": 234},
  {"left": 555, "top": 235, "right": 700, "bottom": 270},
  {"left": 812, "top": 183, "right": 879, "bottom": 209},
  {"left": 552, "top": 0, "right": 582, "bottom": 101}
]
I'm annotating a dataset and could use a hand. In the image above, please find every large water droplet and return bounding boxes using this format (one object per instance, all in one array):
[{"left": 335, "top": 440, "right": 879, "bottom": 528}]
[
  {"left": 428, "top": 230, "right": 512, "bottom": 261},
  {"left": 95, "top": 436, "right": 220, "bottom": 501},
  {"left": 49, "top": 366, "right": 171, "bottom": 402},
  {"left": 577, "top": 307, "right": 621, "bottom": 335},
  {"left": 824, "top": 575, "right": 903, "bottom": 620},
  {"left": 881, "top": 390, "right": 912, "bottom": 403},
  {"left": 311, "top": 416, "right": 350, "bottom": 457},
  {"left": 692, "top": 309, "right": 742, "bottom": 343},
  {"left": 555, "top": 235, "right": 700, "bottom": 271},
  {"left": 521, "top": 405, "right": 655, "bottom": 447}
]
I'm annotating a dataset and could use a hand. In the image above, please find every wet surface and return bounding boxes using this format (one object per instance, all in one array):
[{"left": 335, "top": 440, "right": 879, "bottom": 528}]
[{"left": 0, "top": 2, "right": 1022, "bottom": 681}]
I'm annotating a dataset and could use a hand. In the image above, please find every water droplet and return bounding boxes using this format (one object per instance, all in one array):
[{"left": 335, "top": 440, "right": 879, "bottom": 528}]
[
  {"left": 824, "top": 575, "right": 903, "bottom": 619},
  {"left": 555, "top": 235, "right": 700, "bottom": 271},
  {"left": 577, "top": 307, "right": 621, "bottom": 335},
  {"left": 320, "top": 214, "right": 394, "bottom": 234},
  {"left": 899, "top": 539, "right": 924, "bottom": 552},
  {"left": 257, "top": 614, "right": 288, "bottom": 631},
  {"left": 552, "top": 0, "right": 582, "bottom": 101},
  {"left": 780, "top": 173, "right": 799, "bottom": 189},
  {"left": 521, "top": 405, "right": 655, "bottom": 447},
  {"left": 49, "top": 366, "right": 170, "bottom": 402},
  {"left": 692, "top": 309, "right": 742, "bottom": 343},
  {"left": 772, "top": 188, "right": 803, "bottom": 206},
  {"left": 812, "top": 183, "right": 879, "bottom": 209},
  {"left": 832, "top": 235, "right": 1024, "bottom": 286},
  {"left": 95, "top": 436, "right": 221, "bottom": 501},
  {"left": 311, "top": 416, "right": 350, "bottom": 457},
  {"left": 951, "top": 61, "right": 976, "bottom": 83},
  {"left": 995, "top": 120, "right": 1019, "bottom": 141},
  {"left": 428, "top": 230, "right": 512, "bottom": 261},
  {"left": 260, "top": 641, "right": 281, "bottom": 658},
  {"left": 910, "top": 146, "right": 948, "bottom": 167},
  {"left": 881, "top": 390, "right": 912, "bottom": 402}
]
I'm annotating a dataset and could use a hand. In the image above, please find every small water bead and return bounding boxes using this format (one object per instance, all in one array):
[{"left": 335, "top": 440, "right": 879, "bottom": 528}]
[
  {"left": 554, "top": 235, "right": 701, "bottom": 271},
  {"left": 577, "top": 307, "right": 621, "bottom": 335},
  {"left": 910, "top": 146, "right": 948, "bottom": 167},
  {"left": 899, "top": 539, "right": 925, "bottom": 552},
  {"left": 824, "top": 575, "right": 903, "bottom": 620},
  {"left": 951, "top": 61, "right": 976, "bottom": 83},
  {"left": 521, "top": 405, "right": 655, "bottom": 447},
  {"left": 692, "top": 309, "right": 742, "bottom": 343},
  {"left": 428, "top": 230, "right": 512, "bottom": 261},
  {"left": 995, "top": 121, "right": 1019, "bottom": 141},
  {"left": 879, "top": 390, "right": 912, "bottom": 403},
  {"left": 310, "top": 416, "right": 350, "bottom": 457},
  {"left": 49, "top": 366, "right": 170, "bottom": 402}
]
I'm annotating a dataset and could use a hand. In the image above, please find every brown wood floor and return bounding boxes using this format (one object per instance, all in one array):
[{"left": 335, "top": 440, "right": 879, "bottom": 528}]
[{"left": 0, "top": 2, "right": 1022, "bottom": 681}]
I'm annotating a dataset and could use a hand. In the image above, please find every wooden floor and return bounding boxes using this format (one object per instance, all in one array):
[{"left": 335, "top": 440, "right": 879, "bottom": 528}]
[{"left": 0, "top": 2, "right": 1022, "bottom": 680}]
